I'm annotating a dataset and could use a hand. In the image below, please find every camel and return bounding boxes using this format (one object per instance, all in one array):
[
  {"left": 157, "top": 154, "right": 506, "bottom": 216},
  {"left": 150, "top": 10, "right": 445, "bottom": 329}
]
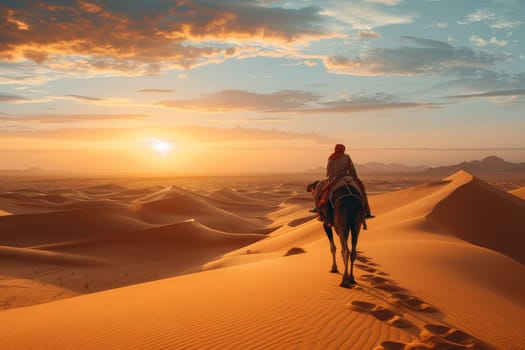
[{"left": 308, "top": 181, "right": 365, "bottom": 288}]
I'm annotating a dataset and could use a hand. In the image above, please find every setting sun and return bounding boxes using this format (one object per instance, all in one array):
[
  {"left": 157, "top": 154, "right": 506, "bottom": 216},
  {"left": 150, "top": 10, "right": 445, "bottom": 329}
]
[{"left": 148, "top": 138, "right": 174, "bottom": 155}]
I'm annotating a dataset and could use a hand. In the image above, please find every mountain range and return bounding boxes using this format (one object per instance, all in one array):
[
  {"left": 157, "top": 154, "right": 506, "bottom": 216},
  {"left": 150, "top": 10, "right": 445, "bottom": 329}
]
[
  {"left": 425, "top": 156, "right": 525, "bottom": 177},
  {"left": 308, "top": 156, "right": 525, "bottom": 176}
]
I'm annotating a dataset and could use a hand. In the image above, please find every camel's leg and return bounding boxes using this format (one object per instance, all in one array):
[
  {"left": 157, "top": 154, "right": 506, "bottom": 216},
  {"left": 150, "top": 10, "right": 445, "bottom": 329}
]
[
  {"left": 323, "top": 224, "right": 338, "bottom": 273},
  {"left": 339, "top": 232, "right": 351, "bottom": 288},
  {"left": 349, "top": 223, "right": 360, "bottom": 285}
]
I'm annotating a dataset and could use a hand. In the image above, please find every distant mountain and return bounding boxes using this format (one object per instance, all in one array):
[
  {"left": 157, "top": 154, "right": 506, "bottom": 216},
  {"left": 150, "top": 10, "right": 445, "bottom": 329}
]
[
  {"left": 425, "top": 156, "right": 525, "bottom": 177},
  {"left": 306, "top": 162, "right": 428, "bottom": 175},
  {"left": 357, "top": 162, "right": 428, "bottom": 174},
  {"left": 305, "top": 166, "right": 326, "bottom": 174},
  {"left": 0, "top": 166, "right": 49, "bottom": 176}
]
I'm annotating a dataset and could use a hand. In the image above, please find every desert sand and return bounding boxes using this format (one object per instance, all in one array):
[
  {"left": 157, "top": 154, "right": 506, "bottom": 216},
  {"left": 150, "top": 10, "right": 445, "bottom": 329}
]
[
  {"left": 0, "top": 171, "right": 524, "bottom": 349},
  {"left": 510, "top": 186, "right": 525, "bottom": 200}
]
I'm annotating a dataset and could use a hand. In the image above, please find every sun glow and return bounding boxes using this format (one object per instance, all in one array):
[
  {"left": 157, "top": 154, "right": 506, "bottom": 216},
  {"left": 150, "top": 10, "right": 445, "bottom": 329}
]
[{"left": 147, "top": 138, "right": 174, "bottom": 155}]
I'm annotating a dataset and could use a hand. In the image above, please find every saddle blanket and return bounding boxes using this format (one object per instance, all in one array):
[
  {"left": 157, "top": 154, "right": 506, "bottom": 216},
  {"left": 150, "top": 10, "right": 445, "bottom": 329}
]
[{"left": 330, "top": 176, "right": 363, "bottom": 200}]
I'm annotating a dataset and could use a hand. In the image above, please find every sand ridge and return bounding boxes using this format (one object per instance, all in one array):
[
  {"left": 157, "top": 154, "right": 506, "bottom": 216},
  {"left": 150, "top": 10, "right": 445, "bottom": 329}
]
[{"left": 509, "top": 186, "right": 525, "bottom": 200}]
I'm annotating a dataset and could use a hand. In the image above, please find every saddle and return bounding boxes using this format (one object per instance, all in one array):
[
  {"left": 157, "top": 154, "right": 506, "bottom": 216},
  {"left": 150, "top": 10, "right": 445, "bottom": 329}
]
[
  {"left": 317, "top": 180, "right": 367, "bottom": 230},
  {"left": 329, "top": 183, "right": 363, "bottom": 208}
]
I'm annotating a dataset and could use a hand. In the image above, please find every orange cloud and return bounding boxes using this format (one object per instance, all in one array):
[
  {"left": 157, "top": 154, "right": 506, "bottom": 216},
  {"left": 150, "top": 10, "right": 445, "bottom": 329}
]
[
  {"left": 358, "top": 31, "right": 380, "bottom": 39},
  {"left": 0, "top": 1, "right": 332, "bottom": 74}
]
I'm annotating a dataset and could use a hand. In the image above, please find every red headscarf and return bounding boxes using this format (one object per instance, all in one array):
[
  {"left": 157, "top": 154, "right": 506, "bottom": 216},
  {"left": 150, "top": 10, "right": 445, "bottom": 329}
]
[{"left": 328, "top": 144, "right": 345, "bottom": 160}]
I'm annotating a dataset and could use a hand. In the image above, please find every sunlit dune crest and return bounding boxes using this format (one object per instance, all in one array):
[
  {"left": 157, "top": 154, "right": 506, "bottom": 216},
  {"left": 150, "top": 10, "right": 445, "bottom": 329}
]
[{"left": 0, "top": 172, "right": 523, "bottom": 349}]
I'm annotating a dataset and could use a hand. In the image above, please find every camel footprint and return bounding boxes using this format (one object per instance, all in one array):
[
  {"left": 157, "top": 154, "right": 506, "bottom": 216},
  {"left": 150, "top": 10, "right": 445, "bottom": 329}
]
[
  {"left": 376, "top": 324, "right": 493, "bottom": 350},
  {"left": 362, "top": 274, "right": 407, "bottom": 293},
  {"left": 361, "top": 274, "right": 439, "bottom": 314},
  {"left": 421, "top": 324, "right": 493, "bottom": 350},
  {"left": 389, "top": 293, "right": 438, "bottom": 313},
  {"left": 349, "top": 300, "right": 414, "bottom": 329}
]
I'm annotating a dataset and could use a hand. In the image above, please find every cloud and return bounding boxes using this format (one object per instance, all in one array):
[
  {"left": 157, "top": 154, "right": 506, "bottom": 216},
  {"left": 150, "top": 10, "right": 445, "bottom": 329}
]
[
  {"left": 358, "top": 31, "right": 380, "bottom": 39},
  {"left": 156, "top": 89, "right": 320, "bottom": 112},
  {"left": 282, "top": 60, "right": 318, "bottom": 67},
  {"left": 0, "top": 93, "right": 29, "bottom": 103},
  {"left": 470, "top": 35, "right": 488, "bottom": 47},
  {"left": 65, "top": 94, "right": 104, "bottom": 102},
  {"left": 364, "top": 0, "right": 403, "bottom": 5},
  {"left": 156, "top": 89, "right": 437, "bottom": 113},
  {"left": 470, "top": 35, "right": 508, "bottom": 47},
  {"left": 488, "top": 36, "right": 508, "bottom": 46},
  {"left": 137, "top": 89, "right": 175, "bottom": 93},
  {"left": 432, "top": 69, "right": 525, "bottom": 98},
  {"left": 425, "top": 22, "right": 448, "bottom": 29},
  {"left": 299, "top": 93, "right": 438, "bottom": 113},
  {"left": 0, "top": 61, "right": 58, "bottom": 85},
  {"left": 324, "top": 36, "right": 503, "bottom": 76},
  {"left": 461, "top": 8, "right": 522, "bottom": 28},
  {"left": 0, "top": 1, "right": 334, "bottom": 75},
  {"left": 322, "top": 2, "right": 415, "bottom": 30},
  {"left": 57, "top": 94, "right": 138, "bottom": 107},
  {"left": 0, "top": 113, "right": 147, "bottom": 124},
  {"left": 463, "top": 9, "right": 498, "bottom": 23},
  {"left": 446, "top": 89, "right": 525, "bottom": 99}
]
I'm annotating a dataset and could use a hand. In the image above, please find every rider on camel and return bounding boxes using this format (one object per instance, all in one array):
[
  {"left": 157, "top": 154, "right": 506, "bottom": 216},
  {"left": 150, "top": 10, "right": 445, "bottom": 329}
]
[
  {"left": 327, "top": 144, "right": 373, "bottom": 219},
  {"left": 310, "top": 144, "right": 374, "bottom": 220}
]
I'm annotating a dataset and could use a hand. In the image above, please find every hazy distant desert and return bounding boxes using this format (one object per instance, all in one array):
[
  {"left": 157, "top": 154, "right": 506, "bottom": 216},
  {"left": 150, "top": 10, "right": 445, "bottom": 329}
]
[{"left": 0, "top": 172, "right": 524, "bottom": 350}]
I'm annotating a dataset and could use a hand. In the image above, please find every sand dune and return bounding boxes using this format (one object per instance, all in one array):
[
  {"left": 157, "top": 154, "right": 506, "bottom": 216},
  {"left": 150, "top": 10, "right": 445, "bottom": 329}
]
[
  {"left": 0, "top": 207, "right": 152, "bottom": 247},
  {"left": 359, "top": 171, "right": 525, "bottom": 349},
  {"left": 34, "top": 220, "right": 265, "bottom": 256},
  {"left": 0, "top": 171, "right": 523, "bottom": 349},
  {"left": 207, "top": 187, "right": 273, "bottom": 204},
  {"left": 427, "top": 173, "right": 525, "bottom": 264},
  {"left": 82, "top": 183, "right": 129, "bottom": 194},
  {"left": 509, "top": 186, "right": 525, "bottom": 199},
  {"left": 0, "top": 245, "right": 105, "bottom": 266},
  {"left": 137, "top": 189, "right": 276, "bottom": 233}
]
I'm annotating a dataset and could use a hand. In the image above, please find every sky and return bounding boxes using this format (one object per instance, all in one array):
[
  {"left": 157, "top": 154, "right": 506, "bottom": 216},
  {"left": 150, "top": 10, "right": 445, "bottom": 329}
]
[{"left": 1, "top": 0, "right": 524, "bottom": 174}]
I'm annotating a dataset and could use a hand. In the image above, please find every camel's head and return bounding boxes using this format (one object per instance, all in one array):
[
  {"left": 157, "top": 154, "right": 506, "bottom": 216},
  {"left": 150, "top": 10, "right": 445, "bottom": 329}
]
[{"left": 306, "top": 180, "right": 320, "bottom": 194}]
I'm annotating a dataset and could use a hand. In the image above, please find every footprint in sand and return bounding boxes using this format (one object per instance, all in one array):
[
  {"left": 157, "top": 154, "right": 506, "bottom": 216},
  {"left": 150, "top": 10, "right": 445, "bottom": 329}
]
[
  {"left": 362, "top": 274, "right": 438, "bottom": 314},
  {"left": 349, "top": 300, "right": 415, "bottom": 329},
  {"left": 421, "top": 324, "right": 493, "bottom": 350},
  {"left": 378, "top": 341, "right": 405, "bottom": 350},
  {"left": 375, "top": 324, "right": 493, "bottom": 350},
  {"left": 361, "top": 274, "right": 408, "bottom": 293},
  {"left": 389, "top": 293, "right": 438, "bottom": 313}
]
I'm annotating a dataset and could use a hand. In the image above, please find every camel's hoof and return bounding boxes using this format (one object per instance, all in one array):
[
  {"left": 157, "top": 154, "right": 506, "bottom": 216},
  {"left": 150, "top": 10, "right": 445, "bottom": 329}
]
[
  {"left": 340, "top": 281, "right": 352, "bottom": 288},
  {"left": 349, "top": 277, "right": 356, "bottom": 284},
  {"left": 330, "top": 268, "right": 339, "bottom": 273}
]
